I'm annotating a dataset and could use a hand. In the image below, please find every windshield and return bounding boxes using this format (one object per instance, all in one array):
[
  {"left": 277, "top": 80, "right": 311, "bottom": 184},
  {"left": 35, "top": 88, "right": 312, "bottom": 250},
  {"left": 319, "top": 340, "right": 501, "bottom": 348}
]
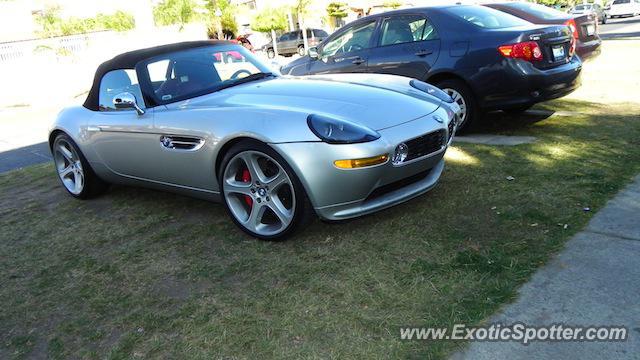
[
  {"left": 140, "top": 45, "right": 273, "bottom": 105},
  {"left": 446, "top": 5, "right": 530, "bottom": 29},
  {"left": 504, "top": 2, "right": 568, "bottom": 20}
]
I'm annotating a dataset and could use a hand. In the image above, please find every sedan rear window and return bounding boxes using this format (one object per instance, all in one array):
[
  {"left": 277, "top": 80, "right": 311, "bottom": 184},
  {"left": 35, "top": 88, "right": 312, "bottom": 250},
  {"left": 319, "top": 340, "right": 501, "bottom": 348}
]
[
  {"left": 446, "top": 6, "right": 530, "bottom": 29},
  {"left": 506, "top": 2, "right": 570, "bottom": 20}
]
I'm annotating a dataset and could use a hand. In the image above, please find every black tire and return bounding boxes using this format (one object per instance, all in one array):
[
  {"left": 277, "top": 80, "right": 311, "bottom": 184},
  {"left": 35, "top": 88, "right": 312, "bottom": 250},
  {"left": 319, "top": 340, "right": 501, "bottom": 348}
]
[
  {"left": 602, "top": 15, "right": 607, "bottom": 24},
  {"left": 218, "top": 139, "right": 311, "bottom": 240},
  {"left": 297, "top": 45, "right": 306, "bottom": 56},
  {"left": 51, "top": 133, "right": 109, "bottom": 199},
  {"left": 503, "top": 105, "right": 532, "bottom": 115},
  {"left": 266, "top": 48, "right": 275, "bottom": 59},
  {"left": 433, "top": 78, "right": 478, "bottom": 133}
]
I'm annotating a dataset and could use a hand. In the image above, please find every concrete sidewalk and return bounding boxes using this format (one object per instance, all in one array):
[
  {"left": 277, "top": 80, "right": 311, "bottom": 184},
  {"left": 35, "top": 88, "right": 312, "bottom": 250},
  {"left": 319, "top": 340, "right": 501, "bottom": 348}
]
[{"left": 454, "top": 175, "right": 640, "bottom": 359}]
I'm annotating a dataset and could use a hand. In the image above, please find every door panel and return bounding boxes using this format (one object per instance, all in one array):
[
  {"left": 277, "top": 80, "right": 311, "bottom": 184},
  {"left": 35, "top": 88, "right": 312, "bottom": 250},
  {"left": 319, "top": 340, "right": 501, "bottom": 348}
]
[
  {"left": 308, "top": 20, "right": 377, "bottom": 74},
  {"left": 367, "top": 14, "right": 441, "bottom": 80},
  {"left": 147, "top": 107, "right": 217, "bottom": 191},
  {"left": 90, "top": 109, "right": 158, "bottom": 180}
]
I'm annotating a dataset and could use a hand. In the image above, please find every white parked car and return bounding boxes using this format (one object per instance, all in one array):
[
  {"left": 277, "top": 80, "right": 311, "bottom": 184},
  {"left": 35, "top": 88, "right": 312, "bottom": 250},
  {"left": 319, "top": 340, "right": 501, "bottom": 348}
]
[{"left": 605, "top": 0, "right": 640, "bottom": 18}]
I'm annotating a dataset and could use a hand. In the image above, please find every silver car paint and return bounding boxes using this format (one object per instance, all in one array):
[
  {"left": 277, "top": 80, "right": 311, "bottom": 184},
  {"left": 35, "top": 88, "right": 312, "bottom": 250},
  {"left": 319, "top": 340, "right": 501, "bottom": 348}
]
[{"left": 50, "top": 73, "right": 455, "bottom": 219}]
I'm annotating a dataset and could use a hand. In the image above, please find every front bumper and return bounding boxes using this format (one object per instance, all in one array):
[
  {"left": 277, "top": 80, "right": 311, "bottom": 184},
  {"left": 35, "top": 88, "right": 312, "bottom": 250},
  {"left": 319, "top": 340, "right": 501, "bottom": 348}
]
[{"left": 272, "top": 107, "right": 454, "bottom": 221}]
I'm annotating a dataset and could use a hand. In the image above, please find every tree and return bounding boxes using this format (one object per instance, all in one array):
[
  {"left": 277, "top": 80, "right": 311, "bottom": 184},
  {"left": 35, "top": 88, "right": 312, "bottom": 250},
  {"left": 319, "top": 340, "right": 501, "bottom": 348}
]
[
  {"left": 326, "top": 2, "right": 348, "bottom": 18},
  {"left": 326, "top": 2, "right": 348, "bottom": 29},
  {"left": 383, "top": 1, "right": 402, "bottom": 9},
  {"left": 205, "top": 0, "right": 238, "bottom": 39},
  {"left": 251, "top": 7, "right": 287, "bottom": 57},
  {"left": 153, "top": 0, "right": 197, "bottom": 29},
  {"left": 295, "top": 0, "right": 312, "bottom": 55}
]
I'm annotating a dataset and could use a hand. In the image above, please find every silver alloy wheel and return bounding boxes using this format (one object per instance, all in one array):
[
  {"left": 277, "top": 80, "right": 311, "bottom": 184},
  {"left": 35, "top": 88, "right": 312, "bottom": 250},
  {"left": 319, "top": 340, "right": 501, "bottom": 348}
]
[
  {"left": 53, "top": 138, "right": 85, "bottom": 195},
  {"left": 442, "top": 88, "right": 468, "bottom": 128},
  {"left": 223, "top": 150, "right": 296, "bottom": 236}
]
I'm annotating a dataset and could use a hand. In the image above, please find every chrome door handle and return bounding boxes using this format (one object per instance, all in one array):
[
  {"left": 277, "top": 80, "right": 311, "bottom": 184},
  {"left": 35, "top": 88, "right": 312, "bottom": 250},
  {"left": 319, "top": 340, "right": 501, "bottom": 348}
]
[
  {"left": 352, "top": 57, "right": 366, "bottom": 65},
  {"left": 160, "top": 135, "right": 205, "bottom": 151}
]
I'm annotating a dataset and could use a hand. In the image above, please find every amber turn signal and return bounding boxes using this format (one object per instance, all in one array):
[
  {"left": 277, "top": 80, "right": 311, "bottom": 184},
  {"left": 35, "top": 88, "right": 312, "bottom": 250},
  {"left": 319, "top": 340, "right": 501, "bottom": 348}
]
[{"left": 334, "top": 154, "right": 389, "bottom": 169}]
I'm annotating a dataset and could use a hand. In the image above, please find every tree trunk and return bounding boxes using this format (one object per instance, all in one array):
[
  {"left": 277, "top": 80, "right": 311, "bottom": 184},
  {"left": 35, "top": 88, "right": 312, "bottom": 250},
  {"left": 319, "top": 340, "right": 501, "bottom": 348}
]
[
  {"left": 271, "top": 29, "right": 279, "bottom": 57},
  {"left": 299, "top": 12, "right": 308, "bottom": 56}
]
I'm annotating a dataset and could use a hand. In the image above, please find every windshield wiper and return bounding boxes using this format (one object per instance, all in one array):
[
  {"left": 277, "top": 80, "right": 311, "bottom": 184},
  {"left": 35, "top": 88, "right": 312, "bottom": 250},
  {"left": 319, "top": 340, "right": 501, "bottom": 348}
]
[{"left": 217, "top": 72, "right": 276, "bottom": 91}]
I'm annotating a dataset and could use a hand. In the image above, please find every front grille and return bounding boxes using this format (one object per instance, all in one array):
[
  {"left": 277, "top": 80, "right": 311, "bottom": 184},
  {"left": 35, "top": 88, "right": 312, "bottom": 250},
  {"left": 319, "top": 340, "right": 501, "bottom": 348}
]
[
  {"left": 365, "top": 169, "right": 431, "bottom": 201},
  {"left": 405, "top": 130, "right": 445, "bottom": 162}
]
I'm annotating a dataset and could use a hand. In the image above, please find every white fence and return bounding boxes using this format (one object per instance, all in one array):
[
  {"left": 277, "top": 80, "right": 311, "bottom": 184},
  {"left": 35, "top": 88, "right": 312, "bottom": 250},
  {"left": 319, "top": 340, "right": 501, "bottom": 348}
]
[{"left": 0, "top": 24, "right": 207, "bottom": 108}]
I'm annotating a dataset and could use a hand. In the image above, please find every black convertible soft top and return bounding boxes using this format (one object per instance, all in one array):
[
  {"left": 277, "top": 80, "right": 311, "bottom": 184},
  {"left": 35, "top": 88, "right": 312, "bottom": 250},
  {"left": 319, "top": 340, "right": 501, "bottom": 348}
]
[{"left": 83, "top": 40, "right": 231, "bottom": 111}]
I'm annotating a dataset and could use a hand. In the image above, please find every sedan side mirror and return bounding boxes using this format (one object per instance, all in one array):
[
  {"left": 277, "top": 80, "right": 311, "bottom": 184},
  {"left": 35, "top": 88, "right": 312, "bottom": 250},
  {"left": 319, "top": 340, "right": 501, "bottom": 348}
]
[
  {"left": 309, "top": 47, "right": 319, "bottom": 59},
  {"left": 113, "top": 92, "right": 145, "bottom": 115}
]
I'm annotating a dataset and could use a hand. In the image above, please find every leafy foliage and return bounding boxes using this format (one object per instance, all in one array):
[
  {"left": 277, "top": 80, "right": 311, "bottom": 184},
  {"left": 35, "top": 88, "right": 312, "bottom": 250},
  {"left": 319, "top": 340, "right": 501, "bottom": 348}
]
[
  {"left": 34, "top": 7, "right": 135, "bottom": 38},
  {"left": 250, "top": 7, "right": 287, "bottom": 33},
  {"left": 153, "top": 0, "right": 197, "bottom": 27},
  {"left": 204, "top": 0, "right": 238, "bottom": 38},
  {"left": 326, "top": 2, "right": 348, "bottom": 18}
]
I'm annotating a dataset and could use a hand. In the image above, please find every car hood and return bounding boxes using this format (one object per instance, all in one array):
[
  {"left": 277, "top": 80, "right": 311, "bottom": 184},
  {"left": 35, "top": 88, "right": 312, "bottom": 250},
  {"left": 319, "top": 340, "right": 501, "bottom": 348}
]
[{"left": 167, "top": 73, "right": 443, "bottom": 131}]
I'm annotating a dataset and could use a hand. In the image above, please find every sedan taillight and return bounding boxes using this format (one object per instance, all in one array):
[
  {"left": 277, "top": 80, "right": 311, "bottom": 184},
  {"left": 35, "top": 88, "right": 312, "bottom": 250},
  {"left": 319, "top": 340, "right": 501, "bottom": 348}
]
[
  {"left": 565, "top": 19, "right": 579, "bottom": 39},
  {"left": 498, "top": 41, "right": 543, "bottom": 62}
]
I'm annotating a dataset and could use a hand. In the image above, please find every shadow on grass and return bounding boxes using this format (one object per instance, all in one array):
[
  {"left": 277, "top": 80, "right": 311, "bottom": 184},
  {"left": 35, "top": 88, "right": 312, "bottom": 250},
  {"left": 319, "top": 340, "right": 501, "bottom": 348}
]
[{"left": 0, "top": 98, "right": 639, "bottom": 359}]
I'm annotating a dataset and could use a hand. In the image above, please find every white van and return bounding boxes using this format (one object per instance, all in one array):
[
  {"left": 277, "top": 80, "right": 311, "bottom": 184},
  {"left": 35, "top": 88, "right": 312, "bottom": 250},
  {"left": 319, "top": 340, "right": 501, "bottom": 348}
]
[{"left": 605, "top": 0, "right": 640, "bottom": 18}]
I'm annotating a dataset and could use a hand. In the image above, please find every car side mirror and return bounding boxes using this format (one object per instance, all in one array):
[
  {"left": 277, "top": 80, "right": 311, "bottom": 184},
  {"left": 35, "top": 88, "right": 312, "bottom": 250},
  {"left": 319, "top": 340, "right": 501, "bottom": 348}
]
[
  {"left": 309, "top": 47, "right": 319, "bottom": 59},
  {"left": 113, "top": 92, "right": 145, "bottom": 115}
]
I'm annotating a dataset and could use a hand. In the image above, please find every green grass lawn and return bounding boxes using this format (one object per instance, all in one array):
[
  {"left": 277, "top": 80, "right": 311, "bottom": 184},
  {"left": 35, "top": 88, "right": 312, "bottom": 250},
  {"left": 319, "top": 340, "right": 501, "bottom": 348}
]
[{"left": 1, "top": 99, "right": 639, "bottom": 359}]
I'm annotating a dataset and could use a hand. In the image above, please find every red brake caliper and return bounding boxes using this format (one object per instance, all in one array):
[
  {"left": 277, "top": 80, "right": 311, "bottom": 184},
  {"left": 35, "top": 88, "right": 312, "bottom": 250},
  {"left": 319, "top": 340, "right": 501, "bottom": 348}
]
[{"left": 241, "top": 168, "right": 253, "bottom": 207}]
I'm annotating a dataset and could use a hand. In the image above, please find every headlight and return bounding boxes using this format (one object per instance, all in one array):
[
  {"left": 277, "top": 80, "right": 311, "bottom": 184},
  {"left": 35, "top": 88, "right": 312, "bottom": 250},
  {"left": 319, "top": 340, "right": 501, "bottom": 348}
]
[
  {"left": 409, "top": 80, "right": 454, "bottom": 104},
  {"left": 307, "top": 114, "right": 380, "bottom": 144}
]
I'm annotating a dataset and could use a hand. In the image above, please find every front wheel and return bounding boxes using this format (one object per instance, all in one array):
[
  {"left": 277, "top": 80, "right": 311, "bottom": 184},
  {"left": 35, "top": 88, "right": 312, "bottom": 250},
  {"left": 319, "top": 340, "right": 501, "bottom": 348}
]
[
  {"left": 434, "top": 79, "right": 478, "bottom": 133},
  {"left": 52, "top": 133, "right": 108, "bottom": 199},
  {"left": 220, "top": 140, "right": 310, "bottom": 240}
]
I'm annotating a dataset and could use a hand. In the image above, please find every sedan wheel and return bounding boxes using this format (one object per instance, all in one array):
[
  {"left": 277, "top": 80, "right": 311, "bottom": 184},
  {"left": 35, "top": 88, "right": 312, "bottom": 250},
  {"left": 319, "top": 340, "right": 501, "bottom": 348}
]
[
  {"left": 442, "top": 88, "right": 468, "bottom": 126},
  {"left": 53, "top": 137, "right": 84, "bottom": 195},
  {"left": 297, "top": 45, "right": 306, "bottom": 56},
  {"left": 221, "top": 142, "right": 308, "bottom": 240},
  {"left": 435, "top": 79, "right": 478, "bottom": 133}
]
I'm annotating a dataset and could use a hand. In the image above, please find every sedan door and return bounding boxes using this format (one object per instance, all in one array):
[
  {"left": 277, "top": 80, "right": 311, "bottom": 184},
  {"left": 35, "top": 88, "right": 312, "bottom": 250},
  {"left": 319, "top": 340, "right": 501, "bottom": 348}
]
[
  {"left": 306, "top": 19, "right": 378, "bottom": 74},
  {"left": 367, "top": 14, "right": 441, "bottom": 80}
]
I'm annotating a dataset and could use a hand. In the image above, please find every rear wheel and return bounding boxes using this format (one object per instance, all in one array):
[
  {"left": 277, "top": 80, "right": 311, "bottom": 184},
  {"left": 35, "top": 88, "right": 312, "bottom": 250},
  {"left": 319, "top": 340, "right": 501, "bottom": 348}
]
[
  {"left": 220, "top": 140, "right": 310, "bottom": 240},
  {"left": 52, "top": 133, "right": 108, "bottom": 199},
  {"left": 267, "top": 48, "right": 275, "bottom": 59},
  {"left": 434, "top": 79, "right": 477, "bottom": 132},
  {"left": 297, "top": 45, "right": 306, "bottom": 56}
]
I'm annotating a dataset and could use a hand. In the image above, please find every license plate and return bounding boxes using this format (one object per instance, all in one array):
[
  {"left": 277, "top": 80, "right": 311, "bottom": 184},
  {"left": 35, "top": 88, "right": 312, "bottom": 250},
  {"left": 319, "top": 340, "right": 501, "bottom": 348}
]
[
  {"left": 552, "top": 45, "right": 566, "bottom": 61},
  {"left": 586, "top": 24, "right": 595, "bottom": 36}
]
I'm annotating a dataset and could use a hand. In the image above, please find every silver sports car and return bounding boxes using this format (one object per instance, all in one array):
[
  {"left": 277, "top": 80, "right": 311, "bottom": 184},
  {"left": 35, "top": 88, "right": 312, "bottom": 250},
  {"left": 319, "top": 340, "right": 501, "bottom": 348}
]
[{"left": 49, "top": 41, "right": 459, "bottom": 239}]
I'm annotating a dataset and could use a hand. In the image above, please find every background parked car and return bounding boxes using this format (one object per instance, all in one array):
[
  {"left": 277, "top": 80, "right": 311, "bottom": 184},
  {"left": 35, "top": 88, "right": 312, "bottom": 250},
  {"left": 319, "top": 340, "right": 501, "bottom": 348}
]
[
  {"left": 569, "top": 3, "right": 607, "bottom": 24},
  {"left": 605, "top": 0, "right": 640, "bottom": 18},
  {"left": 486, "top": 2, "right": 602, "bottom": 60},
  {"left": 264, "top": 29, "right": 329, "bottom": 58},
  {"left": 281, "top": 5, "right": 582, "bottom": 131}
]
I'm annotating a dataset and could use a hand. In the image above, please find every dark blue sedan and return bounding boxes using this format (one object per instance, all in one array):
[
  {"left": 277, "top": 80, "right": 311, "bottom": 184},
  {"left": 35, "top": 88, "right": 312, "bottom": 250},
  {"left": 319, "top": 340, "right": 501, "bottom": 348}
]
[{"left": 281, "top": 5, "right": 583, "bottom": 131}]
